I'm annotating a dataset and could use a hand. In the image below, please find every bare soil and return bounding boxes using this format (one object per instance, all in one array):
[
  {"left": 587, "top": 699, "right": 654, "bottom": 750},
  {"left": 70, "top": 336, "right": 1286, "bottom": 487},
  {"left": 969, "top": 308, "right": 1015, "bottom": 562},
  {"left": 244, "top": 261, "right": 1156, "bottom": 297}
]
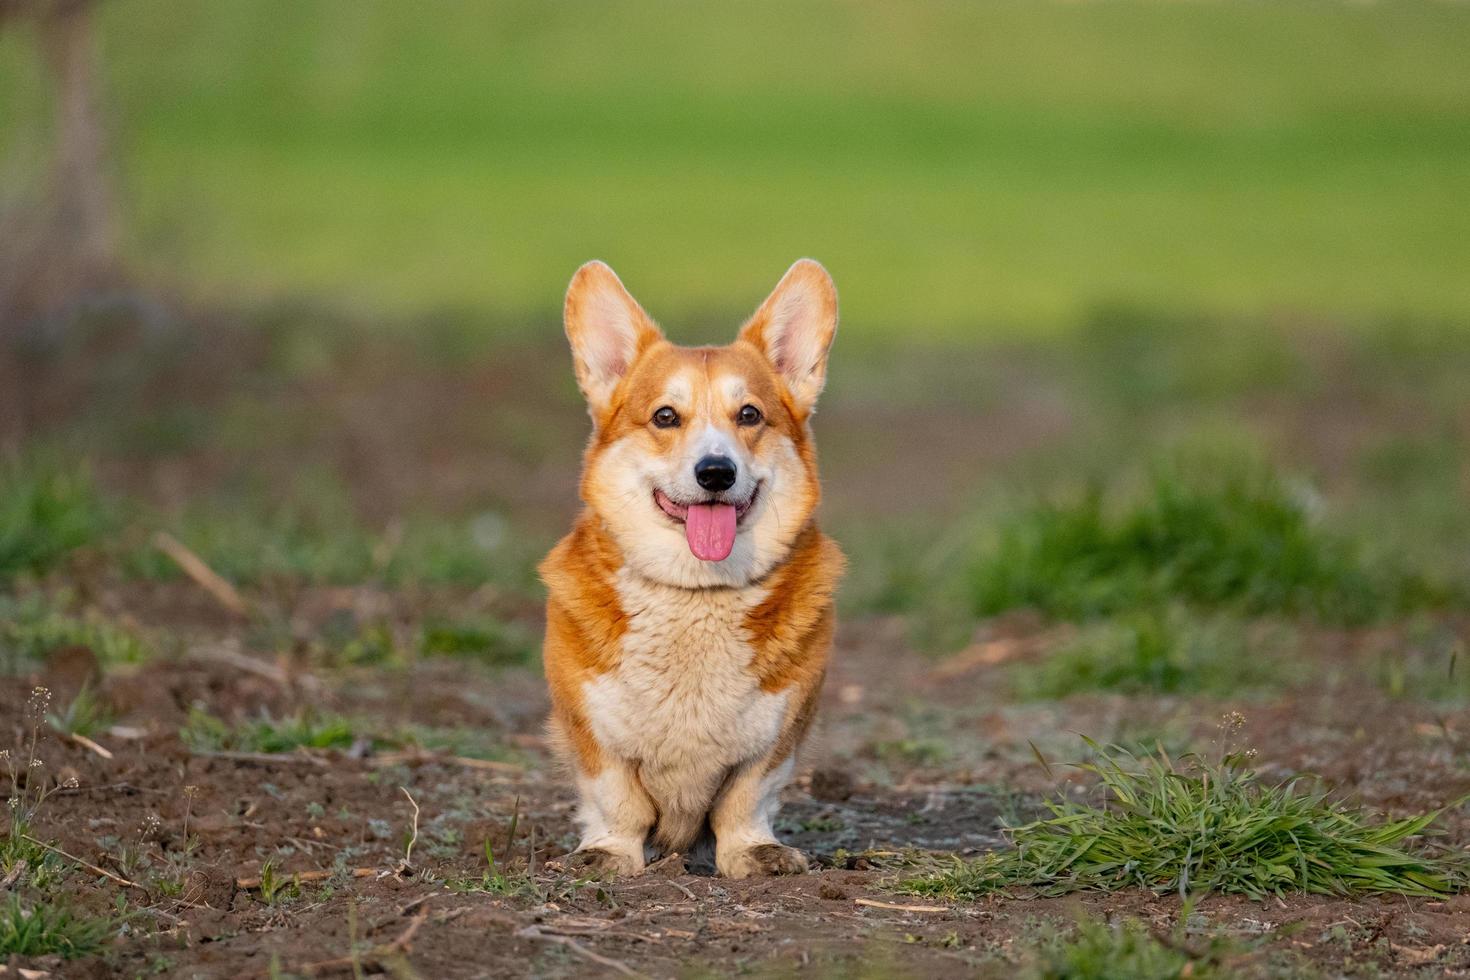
[{"left": 5, "top": 599, "right": 1470, "bottom": 978}]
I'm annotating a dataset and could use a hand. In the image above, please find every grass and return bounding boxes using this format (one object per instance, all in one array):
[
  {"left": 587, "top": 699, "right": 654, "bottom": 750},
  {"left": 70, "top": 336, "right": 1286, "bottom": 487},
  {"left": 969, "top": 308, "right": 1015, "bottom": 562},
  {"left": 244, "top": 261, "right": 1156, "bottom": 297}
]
[
  {"left": 0, "top": 458, "right": 110, "bottom": 582},
  {"left": 126, "top": 490, "right": 544, "bottom": 591},
  {"left": 1351, "top": 426, "right": 1470, "bottom": 586},
  {"left": 837, "top": 518, "right": 978, "bottom": 653},
  {"left": 1028, "top": 917, "right": 1231, "bottom": 980},
  {"left": 447, "top": 838, "right": 541, "bottom": 900},
  {"left": 390, "top": 724, "right": 521, "bottom": 765},
  {"left": 0, "top": 894, "right": 112, "bottom": 959},
  {"left": 4, "top": 1, "right": 1469, "bottom": 332},
  {"left": 0, "top": 594, "right": 154, "bottom": 673},
  {"left": 178, "top": 709, "right": 521, "bottom": 767},
  {"left": 120, "top": 471, "right": 383, "bottom": 586},
  {"left": 1374, "top": 621, "right": 1469, "bottom": 703},
  {"left": 315, "top": 616, "right": 538, "bottom": 670},
  {"left": 126, "top": 495, "right": 378, "bottom": 586},
  {"left": 46, "top": 681, "right": 114, "bottom": 738},
  {"left": 419, "top": 616, "right": 536, "bottom": 666},
  {"left": 1071, "top": 309, "right": 1304, "bottom": 410},
  {"left": 179, "top": 707, "right": 356, "bottom": 754},
  {"left": 0, "top": 449, "right": 544, "bottom": 592},
  {"left": 970, "top": 461, "right": 1440, "bottom": 625},
  {"left": 255, "top": 860, "right": 301, "bottom": 907},
  {"left": 1012, "top": 608, "right": 1294, "bottom": 700},
  {"left": 900, "top": 739, "right": 1465, "bottom": 901},
  {"left": 871, "top": 738, "right": 948, "bottom": 769},
  {"left": 321, "top": 622, "right": 401, "bottom": 667},
  {"left": 0, "top": 822, "right": 66, "bottom": 890}
]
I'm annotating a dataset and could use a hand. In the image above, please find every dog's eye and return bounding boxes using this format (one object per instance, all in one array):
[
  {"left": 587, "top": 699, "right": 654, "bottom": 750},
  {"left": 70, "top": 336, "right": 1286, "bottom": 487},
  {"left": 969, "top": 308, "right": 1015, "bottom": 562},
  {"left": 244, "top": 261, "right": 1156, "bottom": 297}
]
[
  {"left": 737, "top": 404, "right": 763, "bottom": 427},
  {"left": 651, "top": 406, "right": 680, "bottom": 429}
]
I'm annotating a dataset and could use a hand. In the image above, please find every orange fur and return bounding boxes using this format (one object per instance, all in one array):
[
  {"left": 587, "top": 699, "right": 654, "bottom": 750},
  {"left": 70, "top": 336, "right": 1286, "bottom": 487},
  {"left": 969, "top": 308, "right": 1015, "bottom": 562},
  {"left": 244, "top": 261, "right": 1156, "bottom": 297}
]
[{"left": 539, "top": 515, "right": 627, "bottom": 777}]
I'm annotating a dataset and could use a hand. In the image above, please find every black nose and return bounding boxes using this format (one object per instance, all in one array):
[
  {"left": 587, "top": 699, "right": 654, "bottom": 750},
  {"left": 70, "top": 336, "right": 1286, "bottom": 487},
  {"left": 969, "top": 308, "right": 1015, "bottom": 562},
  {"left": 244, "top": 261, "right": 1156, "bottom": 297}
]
[{"left": 694, "top": 455, "right": 737, "bottom": 492}]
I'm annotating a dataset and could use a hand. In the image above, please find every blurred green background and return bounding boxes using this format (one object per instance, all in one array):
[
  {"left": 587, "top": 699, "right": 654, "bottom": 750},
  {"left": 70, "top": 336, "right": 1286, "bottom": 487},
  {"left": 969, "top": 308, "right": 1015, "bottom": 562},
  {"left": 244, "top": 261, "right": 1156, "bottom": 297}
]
[
  {"left": 4, "top": 0, "right": 1470, "bottom": 335},
  {"left": 2, "top": 0, "right": 1468, "bottom": 662}
]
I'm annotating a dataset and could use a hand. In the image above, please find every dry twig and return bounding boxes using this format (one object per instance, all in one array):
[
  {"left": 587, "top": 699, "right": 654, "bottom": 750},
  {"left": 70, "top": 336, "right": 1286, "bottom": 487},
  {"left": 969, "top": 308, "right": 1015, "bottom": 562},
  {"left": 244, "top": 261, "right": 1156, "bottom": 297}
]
[
  {"left": 152, "top": 531, "right": 249, "bottom": 617},
  {"left": 367, "top": 750, "right": 523, "bottom": 773},
  {"left": 236, "top": 867, "right": 377, "bottom": 890},
  {"left": 0, "top": 860, "right": 25, "bottom": 890},
  {"left": 293, "top": 906, "right": 431, "bottom": 977},
  {"left": 400, "top": 786, "right": 420, "bottom": 867},
  {"left": 65, "top": 731, "right": 113, "bottom": 759},
  {"left": 189, "top": 642, "right": 323, "bottom": 694},
  {"left": 193, "top": 749, "right": 329, "bottom": 768},
  {"left": 854, "top": 897, "right": 949, "bottom": 913},
  {"left": 515, "top": 924, "right": 650, "bottom": 978},
  {"left": 20, "top": 834, "right": 142, "bottom": 890}
]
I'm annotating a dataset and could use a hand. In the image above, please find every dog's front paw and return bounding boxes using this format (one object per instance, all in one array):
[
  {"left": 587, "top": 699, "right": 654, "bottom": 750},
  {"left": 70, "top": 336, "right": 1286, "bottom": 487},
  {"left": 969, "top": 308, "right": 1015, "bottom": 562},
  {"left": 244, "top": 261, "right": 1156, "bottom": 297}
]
[
  {"left": 718, "top": 842, "right": 809, "bottom": 879},
  {"left": 565, "top": 846, "right": 642, "bottom": 878}
]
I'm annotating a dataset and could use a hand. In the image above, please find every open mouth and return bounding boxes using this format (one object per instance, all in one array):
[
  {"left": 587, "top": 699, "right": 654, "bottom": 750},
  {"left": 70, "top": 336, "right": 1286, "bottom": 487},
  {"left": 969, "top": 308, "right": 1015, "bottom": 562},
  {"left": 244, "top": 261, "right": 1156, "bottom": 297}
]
[{"left": 654, "top": 486, "right": 758, "bottom": 563}]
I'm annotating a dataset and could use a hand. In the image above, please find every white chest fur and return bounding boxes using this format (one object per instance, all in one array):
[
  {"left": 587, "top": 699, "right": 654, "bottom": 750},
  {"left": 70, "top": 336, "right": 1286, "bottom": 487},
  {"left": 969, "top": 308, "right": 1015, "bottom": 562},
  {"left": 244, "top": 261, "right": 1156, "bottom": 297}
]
[{"left": 582, "top": 570, "right": 790, "bottom": 815}]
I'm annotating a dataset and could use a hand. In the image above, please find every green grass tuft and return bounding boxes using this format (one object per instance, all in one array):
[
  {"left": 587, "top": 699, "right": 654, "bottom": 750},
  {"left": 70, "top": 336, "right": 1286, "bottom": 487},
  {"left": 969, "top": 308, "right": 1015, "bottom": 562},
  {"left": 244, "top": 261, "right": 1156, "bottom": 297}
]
[
  {"left": 447, "top": 838, "right": 541, "bottom": 900},
  {"left": 128, "top": 494, "right": 542, "bottom": 591},
  {"left": 1373, "top": 621, "right": 1470, "bottom": 703},
  {"left": 0, "top": 894, "right": 112, "bottom": 959},
  {"left": 180, "top": 707, "right": 355, "bottom": 754},
  {"left": 255, "top": 860, "right": 301, "bottom": 907},
  {"left": 46, "top": 681, "right": 115, "bottom": 738},
  {"left": 0, "top": 458, "right": 110, "bottom": 582},
  {"left": 0, "top": 825, "right": 52, "bottom": 883},
  {"left": 900, "top": 739, "right": 1464, "bottom": 900},
  {"left": 0, "top": 594, "right": 154, "bottom": 673},
  {"left": 389, "top": 724, "right": 520, "bottom": 765},
  {"left": 1029, "top": 917, "right": 1231, "bottom": 980},
  {"left": 1013, "top": 608, "right": 1293, "bottom": 699},
  {"left": 126, "top": 495, "right": 376, "bottom": 586},
  {"left": 970, "top": 462, "right": 1437, "bottom": 625},
  {"left": 420, "top": 616, "right": 536, "bottom": 666}
]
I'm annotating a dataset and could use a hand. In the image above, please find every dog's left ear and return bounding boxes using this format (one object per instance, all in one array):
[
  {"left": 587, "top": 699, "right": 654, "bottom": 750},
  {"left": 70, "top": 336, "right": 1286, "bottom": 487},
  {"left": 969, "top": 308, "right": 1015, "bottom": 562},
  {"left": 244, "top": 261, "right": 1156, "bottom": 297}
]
[
  {"left": 564, "top": 261, "right": 664, "bottom": 417},
  {"left": 738, "top": 259, "right": 838, "bottom": 414}
]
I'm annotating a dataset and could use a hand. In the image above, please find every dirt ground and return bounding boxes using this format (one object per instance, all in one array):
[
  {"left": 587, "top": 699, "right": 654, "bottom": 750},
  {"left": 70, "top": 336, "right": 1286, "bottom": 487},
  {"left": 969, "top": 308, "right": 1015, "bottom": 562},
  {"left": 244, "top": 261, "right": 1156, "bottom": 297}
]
[
  {"left": 5, "top": 315, "right": 1470, "bottom": 977},
  {"left": 5, "top": 591, "right": 1470, "bottom": 978}
]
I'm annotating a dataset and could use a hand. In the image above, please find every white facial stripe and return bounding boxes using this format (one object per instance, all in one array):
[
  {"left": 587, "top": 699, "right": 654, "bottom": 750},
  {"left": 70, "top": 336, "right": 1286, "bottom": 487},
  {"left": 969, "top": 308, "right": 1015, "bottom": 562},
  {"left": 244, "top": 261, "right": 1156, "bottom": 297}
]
[
  {"left": 718, "top": 374, "right": 748, "bottom": 406},
  {"left": 692, "top": 422, "right": 739, "bottom": 461},
  {"left": 660, "top": 373, "right": 695, "bottom": 410}
]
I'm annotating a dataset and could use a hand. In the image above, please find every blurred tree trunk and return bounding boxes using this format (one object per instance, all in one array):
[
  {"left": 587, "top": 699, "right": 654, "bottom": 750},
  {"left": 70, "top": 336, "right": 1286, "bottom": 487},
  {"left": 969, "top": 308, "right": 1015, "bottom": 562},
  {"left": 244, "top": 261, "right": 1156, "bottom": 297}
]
[
  {"left": 39, "top": 0, "right": 117, "bottom": 276},
  {"left": 0, "top": 0, "right": 120, "bottom": 444},
  {"left": 0, "top": 0, "right": 120, "bottom": 303}
]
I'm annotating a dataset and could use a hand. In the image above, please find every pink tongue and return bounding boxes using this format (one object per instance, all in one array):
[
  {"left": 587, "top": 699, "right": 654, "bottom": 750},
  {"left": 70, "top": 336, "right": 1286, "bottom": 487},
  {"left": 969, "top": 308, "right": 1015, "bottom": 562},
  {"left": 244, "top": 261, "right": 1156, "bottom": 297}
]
[{"left": 685, "top": 503, "right": 738, "bottom": 561}]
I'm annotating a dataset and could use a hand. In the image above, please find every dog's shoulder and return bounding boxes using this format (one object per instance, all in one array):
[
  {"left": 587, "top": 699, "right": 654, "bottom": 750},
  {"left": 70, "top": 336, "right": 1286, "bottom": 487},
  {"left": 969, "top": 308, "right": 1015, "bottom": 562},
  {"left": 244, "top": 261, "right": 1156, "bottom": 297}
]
[
  {"left": 744, "top": 522, "right": 845, "bottom": 691},
  {"left": 540, "top": 512, "right": 628, "bottom": 668}
]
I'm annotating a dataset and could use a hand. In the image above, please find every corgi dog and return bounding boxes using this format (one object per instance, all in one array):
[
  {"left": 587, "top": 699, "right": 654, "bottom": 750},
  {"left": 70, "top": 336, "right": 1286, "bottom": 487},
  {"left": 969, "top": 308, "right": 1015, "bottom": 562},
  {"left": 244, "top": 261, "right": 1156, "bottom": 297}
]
[{"left": 540, "top": 259, "right": 844, "bottom": 879}]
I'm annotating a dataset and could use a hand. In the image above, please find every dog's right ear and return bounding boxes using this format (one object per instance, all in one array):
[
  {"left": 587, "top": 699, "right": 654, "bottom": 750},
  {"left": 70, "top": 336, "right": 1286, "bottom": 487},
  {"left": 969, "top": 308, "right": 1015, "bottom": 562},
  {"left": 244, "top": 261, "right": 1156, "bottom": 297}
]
[{"left": 563, "top": 261, "right": 664, "bottom": 417}]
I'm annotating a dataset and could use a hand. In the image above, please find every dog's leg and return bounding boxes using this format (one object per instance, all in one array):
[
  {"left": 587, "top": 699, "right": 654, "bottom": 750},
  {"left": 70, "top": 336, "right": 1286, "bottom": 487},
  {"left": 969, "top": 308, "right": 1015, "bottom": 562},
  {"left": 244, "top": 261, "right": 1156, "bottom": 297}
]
[
  {"left": 544, "top": 603, "right": 654, "bottom": 877},
  {"left": 710, "top": 753, "right": 807, "bottom": 878},
  {"left": 569, "top": 759, "right": 656, "bottom": 876},
  {"left": 711, "top": 667, "right": 825, "bottom": 878}
]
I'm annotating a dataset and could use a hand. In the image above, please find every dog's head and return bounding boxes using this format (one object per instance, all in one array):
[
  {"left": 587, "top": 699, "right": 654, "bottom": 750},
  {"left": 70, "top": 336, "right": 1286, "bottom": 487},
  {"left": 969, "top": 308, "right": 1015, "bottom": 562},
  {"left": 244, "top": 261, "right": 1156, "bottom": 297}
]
[{"left": 563, "top": 259, "right": 837, "bottom": 588}]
